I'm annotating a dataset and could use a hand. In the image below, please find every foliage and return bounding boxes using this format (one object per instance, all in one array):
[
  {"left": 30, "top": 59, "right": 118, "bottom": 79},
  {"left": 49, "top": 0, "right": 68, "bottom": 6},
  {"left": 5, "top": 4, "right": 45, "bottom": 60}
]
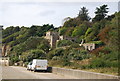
[
  {"left": 69, "top": 43, "right": 81, "bottom": 48},
  {"left": 57, "top": 40, "right": 73, "bottom": 47},
  {"left": 78, "top": 7, "right": 91, "bottom": 21},
  {"left": 89, "top": 41, "right": 104, "bottom": 47},
  {"left": 72, "top": 26, "right": 83, "bottom": 37},
  {"left": 59, "top": 27, "right": 68, "bottom": 35},
  {"left": 10, "top": 37, "right": 50, "bottom": 58},
  {"left": 2, "top": 6, "right": 119, "bottom": 75},
  {"left": 65, "top": 27, "right": 74, "bottom": 36},
  {"left": 107, "top": 12, "right": 119, "bottom": 51},
  {"left": 2, "top": 26, "right": 20, "bottom": 38},
  {"left": 85, "top": 28, "right": 92, "bottom": 37},
  {"left": 10, "top": 55, "right": 20, "bottom": 63},
  {"left": 37, "top": 39, "right": 50, "bottom": 53},
  {"left": 72, "top": 23, "right": 88, "bottom": 37},
  {"left": 63, "top": 18, "right": 82, "bottom": 27},
  {"left": 48, "top": 44, "right": 89, "bottom": 62},
  {"left": 63, "top": 7, "right": 91, "bottom": 27},
  {"left": 28, "top": 24, "right": 54, "bottom": 36},
  {"left": 68, "top": 49, "right": 89, "bottom": 61},
  {"left": 2, "top": 32, "right": 19, "bottom": 44},
  {"left": 21, "top": 49, "right": 46, "bottom": 62},
  {"left": 97, "top": 25, "right": 111, "bottom": 44},
  {"left": 2, "top": 24, "right": 54, "bottom": 46},
  {"left": 90, "top": 51, "right": 118, "bottom": 69},
  {"left": 90, "top": 58, "right": 108, "bottom": 68},
  {"left": 92, "top": 5, "right": 109, "bottom": 22},
  {"left": 47, "top": 48, "right": 64, "bottom": 60}
]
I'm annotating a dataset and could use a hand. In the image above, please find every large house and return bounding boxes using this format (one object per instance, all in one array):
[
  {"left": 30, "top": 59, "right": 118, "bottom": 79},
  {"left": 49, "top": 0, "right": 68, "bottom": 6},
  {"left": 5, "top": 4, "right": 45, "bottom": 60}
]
[
  {"left": 44, "top": 31, "right": 59, "bottom": 48},
  {"left": 44, "top": 31, "right": 76, "bottom": 48},
  {"left": 45, "top": 31, "right": 95, "bottom": 50}
]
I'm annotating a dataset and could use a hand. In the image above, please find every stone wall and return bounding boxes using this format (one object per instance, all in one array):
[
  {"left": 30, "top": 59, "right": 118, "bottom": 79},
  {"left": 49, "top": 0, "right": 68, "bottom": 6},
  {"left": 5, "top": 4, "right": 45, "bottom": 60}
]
[
  {"left": 45, "top": 31, "right": 59, "bottom": 48},
  {"left": 80, "top": 43, "right": 95, "bottom": 51},
  {"left": 0, "top": 57, "right": 9, "bottom": 66},
  {"left": 52, "top": 67, "right": 119, "bottom": 79}
]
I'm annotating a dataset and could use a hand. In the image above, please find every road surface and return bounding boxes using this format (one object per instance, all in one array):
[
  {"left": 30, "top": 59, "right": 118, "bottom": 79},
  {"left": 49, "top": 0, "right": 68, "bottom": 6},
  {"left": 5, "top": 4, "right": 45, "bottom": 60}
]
[{"left": 1, "top": 66, "right": 76, "bottom": 79}]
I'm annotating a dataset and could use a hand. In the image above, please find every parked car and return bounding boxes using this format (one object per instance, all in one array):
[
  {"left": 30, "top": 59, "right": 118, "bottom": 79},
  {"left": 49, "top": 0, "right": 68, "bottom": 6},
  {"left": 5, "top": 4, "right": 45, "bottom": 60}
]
[
  {"left": 27, "top": 59, "right": 48, "bottom": 72},
  {"left": 27, "top": 62, "right": 32, "bottom": 70}
]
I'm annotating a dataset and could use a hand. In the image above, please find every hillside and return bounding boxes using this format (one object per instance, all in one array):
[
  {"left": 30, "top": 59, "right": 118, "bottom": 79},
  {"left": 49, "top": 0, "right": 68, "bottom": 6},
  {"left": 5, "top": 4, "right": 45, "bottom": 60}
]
[{"left": 2, "top": 5, "right": 119, "bottom": 75}]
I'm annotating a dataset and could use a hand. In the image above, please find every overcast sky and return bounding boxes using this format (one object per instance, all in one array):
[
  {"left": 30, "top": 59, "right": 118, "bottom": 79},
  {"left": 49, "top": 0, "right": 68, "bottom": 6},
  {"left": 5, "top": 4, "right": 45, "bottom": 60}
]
[{"left": 0, "top": 0, "right": 119, "bottom": 28}]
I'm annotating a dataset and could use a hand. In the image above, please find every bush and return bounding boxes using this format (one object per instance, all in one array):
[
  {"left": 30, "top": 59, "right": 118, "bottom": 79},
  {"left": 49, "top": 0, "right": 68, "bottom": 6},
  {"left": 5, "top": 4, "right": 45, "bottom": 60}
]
[
  {"left": 21, "top": 49, "right": 46, "bottom": 62},
  {"left": 57, "top": 40, "right": 73, "bottom": 47},
  {"left": 69, "top": 43, "right": 80, "bottom": 48},
  {"left": 47, "top": 50, "right": 55, "bottom": 60},
  {"left": 24, "top": 62, "right": 29, "bottom": 67},
  {"left": 59, "top": 27, "right": 68, "bottom": 35},
  {"left": 47, "top": 48, "right": 64, "bottom": 60},
  {"left": 90, "top": 56, "right": 118, "bottom": 69},
  {"left": 52, "top": 56, "right": 61, "bottom": 60},
  {"left": 90, "top": 41, "right": 104, "bottom": 47},
  {"left": 10, "top": 56, "right": 20, "bottom": 63},
  {"left": 90, "top": 58, "right": 107, "bottom": 68},
  {"left": 60, "top": 59, "right": 71, "bottom": 66},
  {"left": 81, "top": 64, "right": 91, "bottom": 69},
  {"left": 67, "top": 48, "right": 89, "bottom": 61},
  {"left": 85, "top": 28, "right": 92, "bottom": 37}
]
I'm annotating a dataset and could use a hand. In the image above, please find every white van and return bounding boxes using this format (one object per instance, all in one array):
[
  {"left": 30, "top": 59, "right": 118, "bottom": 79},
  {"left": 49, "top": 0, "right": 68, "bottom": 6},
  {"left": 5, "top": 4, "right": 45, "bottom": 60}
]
[
  {"left": 27, "top": 62, "right": 32, "bottom": 70},
  {"left": 27, "top": 59, "right": 48, "bottom": 72}
]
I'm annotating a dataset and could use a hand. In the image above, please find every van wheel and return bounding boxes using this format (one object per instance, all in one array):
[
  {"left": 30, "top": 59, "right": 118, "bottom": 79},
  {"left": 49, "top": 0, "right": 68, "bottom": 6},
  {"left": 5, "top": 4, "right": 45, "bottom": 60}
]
[{"left": 33, "top": 69, "right": 36, "bottom": 72}]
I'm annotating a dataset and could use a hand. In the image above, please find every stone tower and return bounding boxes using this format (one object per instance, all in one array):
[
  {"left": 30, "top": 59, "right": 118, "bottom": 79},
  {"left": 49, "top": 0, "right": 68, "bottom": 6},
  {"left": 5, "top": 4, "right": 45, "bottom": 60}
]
[{"left": 45, "top": 31, "right": 59, "bottom": 48}]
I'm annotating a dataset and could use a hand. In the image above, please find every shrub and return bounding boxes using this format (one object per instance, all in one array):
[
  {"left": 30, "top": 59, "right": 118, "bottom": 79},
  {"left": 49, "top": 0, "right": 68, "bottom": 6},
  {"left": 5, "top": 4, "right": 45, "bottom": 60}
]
[
  {"left": 90, "top": 41, "right": 104, "bottom": 47},
  {"left": 10, "top": 56, "right": 20, "bottom": 63},
  {"left": 21, "top": 49, "right": 46, "bottom": 62},
  {"left": 57, "top": 40, "right": 73, "bottom": 47},
  {"left": 59, "top": 27, "right": 68, "bottom": 35},
  {"left": 91, "top": 46, "right": 104, "bottom": 56},
  {"left": 52, "top": 56, "right": 61, "bottom": 60},
  {"left": 61, "top": 59, "right": 71, "bottom": 66},
  {"left": 69, "top": 43, "right": 80, "bottom": 48},
  {"left": 72, "top": 24, "right": 88, "bottom": 37},
  {"left": 85, "top": 28, "right": 92, "bottom": 37},
  {"left": 90, "top": 58, "right": 107, "bottom": 68},
  {"left": 47, "top": 48, "right": 64, "bottom": 60},
  {"left": 47, "top": 50, "right": 55, "bottom": 60}
]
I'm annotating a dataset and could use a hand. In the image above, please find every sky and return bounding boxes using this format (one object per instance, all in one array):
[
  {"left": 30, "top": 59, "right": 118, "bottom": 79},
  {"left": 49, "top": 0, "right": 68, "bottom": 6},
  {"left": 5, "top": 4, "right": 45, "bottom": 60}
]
[{"left": 0, "top": 0, "right": 119, "bottom": 28}]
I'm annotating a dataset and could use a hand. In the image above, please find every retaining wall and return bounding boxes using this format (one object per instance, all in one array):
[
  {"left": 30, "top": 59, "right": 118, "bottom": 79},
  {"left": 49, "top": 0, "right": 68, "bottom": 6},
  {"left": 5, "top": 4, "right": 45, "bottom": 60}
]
[{"left": 52, "top": 67, "right": 119, "bottom": 79}]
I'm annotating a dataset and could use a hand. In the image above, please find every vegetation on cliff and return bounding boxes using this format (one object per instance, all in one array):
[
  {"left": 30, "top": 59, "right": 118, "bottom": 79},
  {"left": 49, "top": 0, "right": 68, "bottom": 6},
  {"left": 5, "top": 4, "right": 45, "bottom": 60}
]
[{"left": 2, "top": 5, "right": 119, "bottom": 75}]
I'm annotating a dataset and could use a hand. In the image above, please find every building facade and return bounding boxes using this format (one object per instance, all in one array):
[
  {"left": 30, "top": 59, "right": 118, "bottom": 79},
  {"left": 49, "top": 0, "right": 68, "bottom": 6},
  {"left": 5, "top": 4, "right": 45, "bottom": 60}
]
[
  {"left": 45, "top": 31, "right": 95, "bottom": 50},
  {"left": 80, "top": 43, "right": 95, "bottom": 51},
  {"left": 45, "top": 31, "right": 59, "bottom": 48},
  {"left": 45, "top": 31, "right": 76, "bottom": 48}
]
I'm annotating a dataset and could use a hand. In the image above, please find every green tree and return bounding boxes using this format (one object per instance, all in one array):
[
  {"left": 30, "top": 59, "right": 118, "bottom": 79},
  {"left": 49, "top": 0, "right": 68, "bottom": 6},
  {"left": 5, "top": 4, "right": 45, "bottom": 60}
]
[
  {"left": 59, "top": 27, "right": 68, "bottom": 35},
  {"left": 78, "top": 7, "right": 91, "bottom": 21},
  {"left": 57, "top": 40, "right": 73, "bottom": 47},
  {"left": 63, "top": 18, "right": 80, "bottom": 27},
  {"left": 21, "top": 49, "right": 46, "bottom": 62},
  {"left": 2, "top": 26, "right": 20, "bottom": 38},
  {"left": 72, "top": 26, "right": 83, "bottom": 37},
  {"left": 37, "top": 39, "right": 50, "bottom": 53},
  {"left": 47, "top": 48, "right": 64, "bottom": 60},
  {"left": 72, "top": 23, "right": 88, "bottom": 37},
  {"left": 92, "top": 5, "right": 109, "bottom": 22}
]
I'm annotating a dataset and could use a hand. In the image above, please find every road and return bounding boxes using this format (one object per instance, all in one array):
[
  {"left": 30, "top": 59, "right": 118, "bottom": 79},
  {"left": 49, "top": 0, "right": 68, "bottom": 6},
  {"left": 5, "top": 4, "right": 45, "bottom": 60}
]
[{"left": 1, "top": 66, "right": 76, "bottom": 79}]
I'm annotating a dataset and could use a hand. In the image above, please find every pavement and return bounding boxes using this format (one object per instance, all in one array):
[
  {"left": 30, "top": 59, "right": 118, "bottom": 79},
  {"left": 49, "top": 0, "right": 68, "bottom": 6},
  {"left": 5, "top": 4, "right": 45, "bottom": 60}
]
[{"left": 1, "top": 66, "right": 76, "bottom": 79}]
